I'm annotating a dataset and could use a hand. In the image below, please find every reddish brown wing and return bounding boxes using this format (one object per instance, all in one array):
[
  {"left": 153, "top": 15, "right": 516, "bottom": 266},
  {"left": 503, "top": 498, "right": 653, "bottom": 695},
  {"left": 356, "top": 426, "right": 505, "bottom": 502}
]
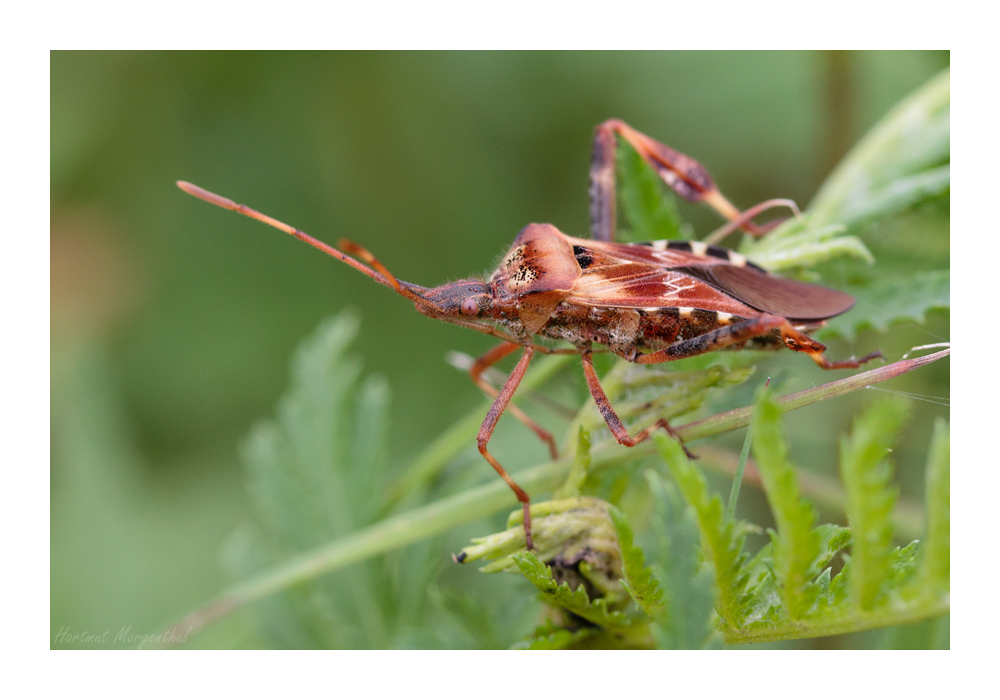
[
  {"left": 565, "top": 236, "right": 854, "bottom": 322},
  {"left": 565, "top": 237, "right": 759, "bottom": 316},
  {"left": 674, "top": 265, "right": 854, "bottom": 322}
]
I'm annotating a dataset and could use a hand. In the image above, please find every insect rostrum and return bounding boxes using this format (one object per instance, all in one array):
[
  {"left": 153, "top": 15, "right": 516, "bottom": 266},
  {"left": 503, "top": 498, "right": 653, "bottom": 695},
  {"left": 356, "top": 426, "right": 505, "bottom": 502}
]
[{"left": 178, "top": 119, "right": 880, "bottom": 551}]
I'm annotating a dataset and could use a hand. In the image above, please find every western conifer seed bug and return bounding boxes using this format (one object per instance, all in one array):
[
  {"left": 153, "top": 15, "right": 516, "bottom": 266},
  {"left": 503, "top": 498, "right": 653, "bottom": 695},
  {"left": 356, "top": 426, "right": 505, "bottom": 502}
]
[{"left": 178, "top": 119, "right": 880, "bottom": 551}]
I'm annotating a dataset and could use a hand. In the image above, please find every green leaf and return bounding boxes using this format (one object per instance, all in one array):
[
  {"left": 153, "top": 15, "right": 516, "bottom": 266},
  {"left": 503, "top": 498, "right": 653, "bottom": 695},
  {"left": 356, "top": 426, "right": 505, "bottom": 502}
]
[
  {"left": 834, "top": 165, "right": 949, "bottom": 228},
  {"left": 820, "top": 269, "right": 950, "bottom": 341},
  {"left": 234, "top": 312, "right": 440, "bottom": 649},
  {"left": 556, "top": 425, "right": 593, "bottom": 499},
  {"left": 920, "top": 419, "right": 950, "bottom": 593},
  {"left": 610, "top": 508, "right": 664, "bottom": 618},
  {"left": 645, "top": 472, "right": 718, "bottom": 649},
  {"left": 810, "top": 524, "right": 853, "bottom": 580},
  {"left": 887, "top": 540, "right": 921, "bottom": 590},
  {"left": 743, "top": 216, "right": 874, "bottom": 272},
  {"left": 809, "top": 69, "right": 950, "bottom": 231},
  {"left": 654, "top": 434, "right": 749, "bottom": 629},
  {"left": 512, "top": 622, "right": 598, "bottom": 650},
  {"left": 741, "top": 525, "right": 850, "bottom": 625},
  {"left": 617, "top": 139, "right": 688, "bottom": 242},
  {"left": 839, "top": 395, "right": 911, "bottom": 610},
  {"left": 512, "top": 551, "right": 630, "bottom": 629},
  {"left": 750, "top": 390, "right": 822, "bottom": 620}
]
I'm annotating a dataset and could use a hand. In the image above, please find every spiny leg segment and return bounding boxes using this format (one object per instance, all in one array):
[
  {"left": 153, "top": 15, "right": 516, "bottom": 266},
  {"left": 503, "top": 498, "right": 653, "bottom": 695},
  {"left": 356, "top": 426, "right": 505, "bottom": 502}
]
[
  {"left": 630, "top": 314, "right": 881, "bottom": 369},
  {"left": 588, "top": 120, "right": 798, "bottom": 243}
]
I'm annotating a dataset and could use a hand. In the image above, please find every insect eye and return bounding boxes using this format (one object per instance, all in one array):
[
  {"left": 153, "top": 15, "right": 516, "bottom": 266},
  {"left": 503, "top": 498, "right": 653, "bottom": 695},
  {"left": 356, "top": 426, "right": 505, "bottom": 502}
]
[{"left": 461, "top": 298, "right": 479, "bottom": 317}]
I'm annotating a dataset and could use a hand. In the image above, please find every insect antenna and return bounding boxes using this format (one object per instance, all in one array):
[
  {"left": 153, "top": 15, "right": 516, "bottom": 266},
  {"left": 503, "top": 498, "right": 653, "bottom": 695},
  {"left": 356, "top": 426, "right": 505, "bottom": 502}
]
[{"left": 176, "top": 181, "right": 422, "bottom": 302}]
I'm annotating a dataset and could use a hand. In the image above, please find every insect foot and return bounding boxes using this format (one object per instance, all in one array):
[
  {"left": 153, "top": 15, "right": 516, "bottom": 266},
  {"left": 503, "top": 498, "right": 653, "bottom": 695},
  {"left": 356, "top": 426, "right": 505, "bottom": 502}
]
[{"left": 453, "top": 497, "right": 626, "bottom": 602}]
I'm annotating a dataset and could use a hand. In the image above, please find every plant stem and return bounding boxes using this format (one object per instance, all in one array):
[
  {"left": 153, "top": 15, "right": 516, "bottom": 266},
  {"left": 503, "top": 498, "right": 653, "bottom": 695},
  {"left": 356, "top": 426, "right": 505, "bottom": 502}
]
[
  {"left": 723, "top": 597, "right": 950, "bottom": 645},
  {"left": 725, "top": 423, "right": 755, "bottom": 522},
  {"left": 158, "top": 347, "right": 948, "bottom": 643}
]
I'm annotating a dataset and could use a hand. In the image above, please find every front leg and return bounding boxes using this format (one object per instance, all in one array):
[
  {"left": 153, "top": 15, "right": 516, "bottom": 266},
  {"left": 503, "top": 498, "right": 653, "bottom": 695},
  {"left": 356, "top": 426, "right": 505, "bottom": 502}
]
[
  {"left": 476, "top": 345, "right": 538, "bottom": 550},
  {"left": 469, "top": 342, "right": 558, "bottom": 459}
]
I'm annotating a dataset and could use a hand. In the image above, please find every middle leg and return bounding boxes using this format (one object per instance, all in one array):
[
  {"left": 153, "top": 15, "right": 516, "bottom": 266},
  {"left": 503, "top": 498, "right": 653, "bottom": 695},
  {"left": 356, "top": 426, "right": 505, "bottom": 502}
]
[{"left": 580, "top": 349, "right": 696, "bottom": 458}]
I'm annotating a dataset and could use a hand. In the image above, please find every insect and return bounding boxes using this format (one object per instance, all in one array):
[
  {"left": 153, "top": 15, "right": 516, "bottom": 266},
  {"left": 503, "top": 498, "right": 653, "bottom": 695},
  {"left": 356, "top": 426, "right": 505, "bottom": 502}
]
[{"left": 177, "top": 119, "right": 880, "bottom": 550}]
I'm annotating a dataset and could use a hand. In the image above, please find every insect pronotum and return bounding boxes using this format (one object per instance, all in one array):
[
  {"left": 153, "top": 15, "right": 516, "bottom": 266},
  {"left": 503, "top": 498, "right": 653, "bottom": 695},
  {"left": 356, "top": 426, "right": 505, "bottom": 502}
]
[{"left": 178, "top": 119, "right": 880, "bottom": 551}]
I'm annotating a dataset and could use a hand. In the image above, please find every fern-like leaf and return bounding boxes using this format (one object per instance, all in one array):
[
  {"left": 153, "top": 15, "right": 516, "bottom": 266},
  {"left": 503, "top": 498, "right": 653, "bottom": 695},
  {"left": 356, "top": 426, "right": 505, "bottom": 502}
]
[
  {"left": 645, "top": 472, "right": 718, "bottom": 649},
  {"left": 750, "top": 390, "right": 822, "bottom": 620},
  {"left": 512, "top": 551, "right": 630, "bottom": 630},
  {"left": 742, "top": 217, "right": 873, "bottom": 272},
  {"left": 654, "top": 434, "right": 749, "bottom": 629},
  {"left": 839, "top": 395, "right": 910, "bottom": 610},
  {"left": 919, "top": 418, "right": 950, "bottom": 594},
  {"left": 610, "top": 508, "right": 664, "bottom": 618}
]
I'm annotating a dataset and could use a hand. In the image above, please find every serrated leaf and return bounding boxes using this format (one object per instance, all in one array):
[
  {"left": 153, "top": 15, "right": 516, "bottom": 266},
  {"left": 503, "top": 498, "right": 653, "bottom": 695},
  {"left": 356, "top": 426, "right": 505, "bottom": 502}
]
[
  {"left": 512, "top": 551, "right": 630, "bottom": 629},
  {"left": 836, "top": 165, "right": 949, "bottom": 227},
  {"left": 645, "top": 472, "right": 717, "bottom": 649},
  {"left": 742, "top": 526, "right": 850, "bottom": 625},
  {"left": 828, "top": 556, "right": 852, "bottom": 609},
  {"left": 610, "top": 508, "right": 664, "bottom": 618},
  {"left": 810, "top": 524, "right": 853, "bottom": 580},
  {"left": 617, "top": 139, "right": 688, "bottom": 242},
  {"left": 887, "top": 540, "right": 921, "bottom": 590},
  {"left": 233, "top": 312, "right": 447, "bottom": 649},
  {"left": 839, "top": 395, "right": 910, "bottom": 610},
  {"left": 743, "top": 217, "right": 874, "bottom": 272},
  {"left": 512, "top": 623, "right": 598, "bottom": 650},
  {"left": 810, "top": 69, "right": 950, "bottom": 230},
  {"left": 820, "top": 269, "right": 950, "bottom": 341},
  {"left": 654, "top": 434, "right": 749, "bottom": 629},
  {"left": 750, "top": 390, "right": 822, "bottom": 620},
  {"left": 920, "top": 419, "right": 950, "bottom": 593}
]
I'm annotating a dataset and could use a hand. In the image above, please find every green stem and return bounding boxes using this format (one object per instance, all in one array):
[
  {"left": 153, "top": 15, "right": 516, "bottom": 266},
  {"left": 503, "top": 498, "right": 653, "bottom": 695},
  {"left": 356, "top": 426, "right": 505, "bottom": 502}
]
[
  {"left": 725, "top": 423, "right": 754, "bottom": 521},
  {"left": 677, "top": 348, "right": 948, "bottom": 440},
  {"left": 158, "top": 347, "right": 948, "bottom": 643},
  {"left": 724, "top": 597, "right": 950, "bottom": 645}
]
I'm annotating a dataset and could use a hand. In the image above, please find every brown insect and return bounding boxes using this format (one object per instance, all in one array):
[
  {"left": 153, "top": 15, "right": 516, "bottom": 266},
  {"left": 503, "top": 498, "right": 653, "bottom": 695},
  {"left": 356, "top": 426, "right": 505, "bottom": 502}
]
[{"left": 177, "top": 119, "right": 879, "bottom": 551}]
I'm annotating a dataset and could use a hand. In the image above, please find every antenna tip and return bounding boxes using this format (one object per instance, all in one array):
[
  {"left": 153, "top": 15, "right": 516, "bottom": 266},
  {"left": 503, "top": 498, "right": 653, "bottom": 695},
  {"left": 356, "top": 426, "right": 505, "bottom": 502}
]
[{"left": 176, "top": 181, "right": 239, "bottom": 211}]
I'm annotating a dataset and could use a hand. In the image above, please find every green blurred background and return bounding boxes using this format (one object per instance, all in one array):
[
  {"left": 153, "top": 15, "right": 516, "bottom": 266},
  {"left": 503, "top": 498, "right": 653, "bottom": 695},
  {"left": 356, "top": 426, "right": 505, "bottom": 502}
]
[{"left": 51, "top": 51, "right": 949, "bottom": 648}]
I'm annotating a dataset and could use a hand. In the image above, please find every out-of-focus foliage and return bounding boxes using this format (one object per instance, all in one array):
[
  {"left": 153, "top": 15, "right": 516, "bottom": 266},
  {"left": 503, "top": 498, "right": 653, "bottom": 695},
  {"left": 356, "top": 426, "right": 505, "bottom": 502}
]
[{"left": 51, "top": 52, "right": 948, "bottom": 649}]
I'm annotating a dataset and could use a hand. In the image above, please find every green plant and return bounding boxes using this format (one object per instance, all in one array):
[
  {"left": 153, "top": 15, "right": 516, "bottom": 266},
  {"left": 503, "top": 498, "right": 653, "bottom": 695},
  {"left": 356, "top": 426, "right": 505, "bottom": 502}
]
[{"left": 160, "top": 69, "right": 949, "bottom": 649}]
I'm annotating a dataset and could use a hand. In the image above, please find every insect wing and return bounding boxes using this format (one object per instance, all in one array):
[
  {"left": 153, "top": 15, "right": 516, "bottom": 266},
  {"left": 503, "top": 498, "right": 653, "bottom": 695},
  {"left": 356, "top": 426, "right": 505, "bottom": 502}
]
[
  {"left": 674, "top": 264, "right": 855, "bottom": 322},
  {"left": 564, "top": 239, "right": 759, "bottom": 315},
  {"left": 565, "top": 237, "right": 854, "bottom": 322}
]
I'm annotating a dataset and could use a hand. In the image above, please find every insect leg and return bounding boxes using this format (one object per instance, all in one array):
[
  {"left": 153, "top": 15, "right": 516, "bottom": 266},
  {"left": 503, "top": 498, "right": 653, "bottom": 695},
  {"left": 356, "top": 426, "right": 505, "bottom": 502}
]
[
  {"left": 632, "top": 314, "right": 882, "bottom": 369},
  {"left": 589, "top": 120, "right": 785, "bottom": 242},
  {"left": 477, "top": 345, "right": 538, "bottom": 549},
  {"left": 470, "top": 342, "right": 559, "bottom": 459},
  {"left": 580, "top": 349, "right": 697, "bottom": 458}
]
